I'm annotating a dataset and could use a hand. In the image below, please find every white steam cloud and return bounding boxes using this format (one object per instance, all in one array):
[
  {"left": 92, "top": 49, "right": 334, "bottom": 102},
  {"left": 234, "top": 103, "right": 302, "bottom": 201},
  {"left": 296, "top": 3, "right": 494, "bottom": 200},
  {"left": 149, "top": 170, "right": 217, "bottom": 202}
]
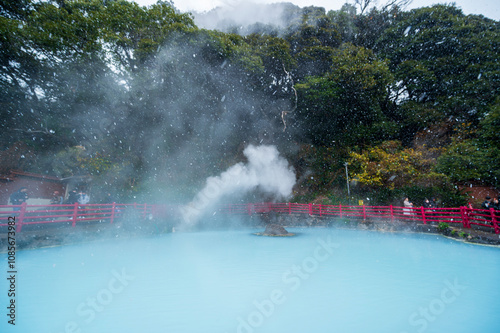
[{"left": 180, "top": 144, "right": 296, "bottom": 226}]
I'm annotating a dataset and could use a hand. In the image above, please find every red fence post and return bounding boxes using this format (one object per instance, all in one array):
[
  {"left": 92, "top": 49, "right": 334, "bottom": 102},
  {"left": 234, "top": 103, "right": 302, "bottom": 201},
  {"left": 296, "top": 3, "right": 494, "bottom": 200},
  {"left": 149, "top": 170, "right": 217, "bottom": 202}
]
[
  {"left": 421, "top": 206, "right": 427, "bottom": 225},
  {"left": 390, "top": 205, "right": 394, "bottom": 222},
  {"left": 247, "top": 203, "right": 253, "bottom": 215},
  {"left": 319, "top": 204, "right": 322, "bottom": 217},
  {"left": 491, "top": 208, "right": 499, "bottom": 234},
  {"left": 363, "top": 205, "right": 366, "bottom": 221},
  {"left": 308, "top": 203, "right": 312, "bottom": 215},
  {"left": 15, "top": 202, "right": 27, "bottom": 232},
  {"left": 460, "top": 206, "right": 469, "bottom": 229},
  {"left": 288, "top": 202, "right": 291, "bottom": 215},
  {"left": 110, "top": 203, "right": 116, "bottom": 224},
  {"left": 72, "top": 202, "right": 78, "bottom": 227},
  {"left": 339, "top": 204, "right": 343, "bottom": 218}
]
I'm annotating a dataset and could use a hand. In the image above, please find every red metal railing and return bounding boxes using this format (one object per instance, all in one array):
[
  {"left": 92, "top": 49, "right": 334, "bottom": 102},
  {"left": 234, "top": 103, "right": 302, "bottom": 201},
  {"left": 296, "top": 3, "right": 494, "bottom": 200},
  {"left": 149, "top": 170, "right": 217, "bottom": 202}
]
[
  {"left": 215, "top": 203, "right": 499, "bottom": 234},
  {"left": 1, "top": 202, "right": 499, "bottom": 234},
  {"left": 0, "top": 202, "right": 156, "bottom": 232}
]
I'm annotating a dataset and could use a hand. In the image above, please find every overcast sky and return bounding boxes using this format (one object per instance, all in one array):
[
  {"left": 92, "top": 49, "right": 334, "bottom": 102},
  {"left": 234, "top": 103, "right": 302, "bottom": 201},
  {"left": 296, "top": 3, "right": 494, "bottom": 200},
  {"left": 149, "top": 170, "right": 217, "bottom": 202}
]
[{"left": 132, "top": 0, "right": 499, "bottom": 21}]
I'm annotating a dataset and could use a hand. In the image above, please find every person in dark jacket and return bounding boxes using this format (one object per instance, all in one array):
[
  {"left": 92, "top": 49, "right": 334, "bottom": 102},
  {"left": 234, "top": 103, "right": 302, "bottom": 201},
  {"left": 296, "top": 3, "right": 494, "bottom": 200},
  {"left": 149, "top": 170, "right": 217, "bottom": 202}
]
[
  {"left": 481, "top": 196, "right": 492, "bottom": 210},
  {"left": 430, "top": 197, "right": 438, "bottom": 209},
  {"left": 65, "top": 189, "right": 79, "bottom": 204},
  {"left": 50, "top": 191, "right": 64, "bottom": 205},
  {"left": 10, "top": 187, "right": 29, "bottom": 210},
  {"left": 492, "top": 197, "right": 500, "bottom": 211},
  {"left": 423, "top": 198, "right": 432, "bottom": 208}
]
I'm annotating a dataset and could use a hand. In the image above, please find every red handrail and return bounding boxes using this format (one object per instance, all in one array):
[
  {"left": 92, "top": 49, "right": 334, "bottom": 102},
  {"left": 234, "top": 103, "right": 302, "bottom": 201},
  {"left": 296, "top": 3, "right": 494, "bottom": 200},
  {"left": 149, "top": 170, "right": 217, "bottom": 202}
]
[
  {"left": 211, "top": 203, "right": 499, "bottom": 234},
  {"left": 1, "top": 202, "right": 499, "bottom": 234},
  {"left": 0, "top": 203, "right": 139, "bottom": 232}
]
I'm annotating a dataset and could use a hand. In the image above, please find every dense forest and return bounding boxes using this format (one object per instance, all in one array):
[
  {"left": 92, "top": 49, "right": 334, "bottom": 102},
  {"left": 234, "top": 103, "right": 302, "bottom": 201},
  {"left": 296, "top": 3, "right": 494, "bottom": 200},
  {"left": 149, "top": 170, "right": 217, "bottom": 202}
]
[{"left": 1, "top": 0, "right": 499, "bottom": 206}]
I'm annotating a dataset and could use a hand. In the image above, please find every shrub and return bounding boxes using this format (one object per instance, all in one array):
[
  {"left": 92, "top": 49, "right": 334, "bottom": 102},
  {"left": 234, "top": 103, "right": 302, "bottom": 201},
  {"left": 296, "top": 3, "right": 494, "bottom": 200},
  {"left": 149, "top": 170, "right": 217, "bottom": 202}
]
[{"left": 438, "top": 222, "right": 450, "bottom": 232}]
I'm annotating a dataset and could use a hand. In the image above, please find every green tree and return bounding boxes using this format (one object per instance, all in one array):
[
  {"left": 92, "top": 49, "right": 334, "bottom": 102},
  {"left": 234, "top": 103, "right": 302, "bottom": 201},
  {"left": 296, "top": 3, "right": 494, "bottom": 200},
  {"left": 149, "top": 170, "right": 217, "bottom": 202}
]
[
  {"left": 296, "top": 43, "right": 396, "bottom": 146},
  {"left": 328, "top": 3, "right": 357, "bottom": 44},
  {"left": 435, "top": 99, "right": 500, "bottom": 187},
  {"left": 376, "top": 4, "right": 500, "bottom": 141},
  {"left": 353, "top": 6, "right": 401, "bottom": 50},
  {"left": 0, "top": 0, "right": 121, "bottom": 150},
  {"left": 285, "top": 6, "right": 341, "bottom": 79},
  {"left": 100, "top": 0, "right": 195, "bottom": 71}
]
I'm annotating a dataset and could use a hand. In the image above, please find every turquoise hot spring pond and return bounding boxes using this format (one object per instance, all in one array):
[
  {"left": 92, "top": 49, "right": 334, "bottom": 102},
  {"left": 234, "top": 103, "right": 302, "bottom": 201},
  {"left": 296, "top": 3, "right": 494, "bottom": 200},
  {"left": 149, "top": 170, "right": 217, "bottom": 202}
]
[{"left": 1, "top": 227, "right": 500, "bottom": 333}]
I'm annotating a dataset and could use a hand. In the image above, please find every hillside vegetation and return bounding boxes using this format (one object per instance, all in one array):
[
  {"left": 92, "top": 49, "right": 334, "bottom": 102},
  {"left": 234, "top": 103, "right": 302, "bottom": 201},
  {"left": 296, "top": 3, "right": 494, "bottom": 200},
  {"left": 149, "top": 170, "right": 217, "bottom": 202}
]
[{"left": 1, "top": 0, "right": 499, "bottom": 206}]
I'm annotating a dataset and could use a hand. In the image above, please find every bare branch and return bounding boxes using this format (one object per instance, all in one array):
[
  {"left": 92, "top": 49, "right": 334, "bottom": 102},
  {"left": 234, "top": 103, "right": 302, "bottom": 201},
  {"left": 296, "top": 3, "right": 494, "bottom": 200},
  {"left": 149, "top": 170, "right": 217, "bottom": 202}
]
[
  {"left": 354, "top": 0, "right": 373, "bottom": 14},
  {"left": 381, "top": 0, "right": 413, "bottom": 12},
  {"left": 13, "top": 127, "right": 54, "bottom": 135}
]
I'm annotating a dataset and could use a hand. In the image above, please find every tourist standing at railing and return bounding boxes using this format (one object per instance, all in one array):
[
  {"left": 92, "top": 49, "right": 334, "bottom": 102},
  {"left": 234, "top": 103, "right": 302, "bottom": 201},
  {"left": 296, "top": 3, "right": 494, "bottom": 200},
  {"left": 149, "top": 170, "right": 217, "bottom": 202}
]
[
  {"left": 78, "top": 190, "right": 90, "bottom": 206},
  {"left": 481, "top": 196, "right": 492, "bottom": 210},
  {"left": 403, "top": 197, "right": 413, "bottom": 215},
  {"left": 429, "top": 197, "right": 438, "bottom": 217},
  {"left": 493, "top": 198, "right": 500, "bottom": 223},
  {"left": 423, "top": 198, "right": 432, "bottom": 209},
  {"left": 65, "top": 189, "right": 79, "bottom": 204},
  {"left": 492, "top": 197, "right": 500, "bottom": 210},
  {"left": 423, "top": 198, "right": 433, "bottom": 216},
  {"left": 480, "top": 196, "right": 494, "bottom": 222},
  {"left": 492, "top": 198, "right": 500, "bottom": 217},
  {"left": 10, "top": 187, "right": 29, "bottom": 211},
  {"left": 430, "top": 197, "right": 438, "bottom": 208},
  {"left": 50, "top": 191, "right": 64, "bottom": 205}
]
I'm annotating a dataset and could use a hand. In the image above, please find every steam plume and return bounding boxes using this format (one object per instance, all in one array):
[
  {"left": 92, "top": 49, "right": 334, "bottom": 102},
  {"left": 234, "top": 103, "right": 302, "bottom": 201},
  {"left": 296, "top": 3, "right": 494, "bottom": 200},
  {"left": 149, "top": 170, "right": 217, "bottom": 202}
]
[{"left": 180, "top": 144, "right": 296, "bottom": 226}]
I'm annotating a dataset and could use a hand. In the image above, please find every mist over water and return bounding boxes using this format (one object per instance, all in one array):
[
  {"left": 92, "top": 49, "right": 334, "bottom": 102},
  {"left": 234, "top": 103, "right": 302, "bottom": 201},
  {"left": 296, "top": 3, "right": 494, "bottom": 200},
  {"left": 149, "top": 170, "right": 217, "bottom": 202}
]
[
  {"left": 180, "top": 144, "right": 296, "bottom": 227},
  {"left": 3, "top": 229, "right": 499, "bottom": 333}
]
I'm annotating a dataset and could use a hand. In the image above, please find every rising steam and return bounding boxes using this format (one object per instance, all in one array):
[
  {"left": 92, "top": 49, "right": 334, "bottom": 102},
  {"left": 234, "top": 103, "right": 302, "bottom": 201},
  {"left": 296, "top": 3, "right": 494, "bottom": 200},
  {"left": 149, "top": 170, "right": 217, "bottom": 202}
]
[{"left": 180, "top": 144, "right": 296, "bottom": 226}]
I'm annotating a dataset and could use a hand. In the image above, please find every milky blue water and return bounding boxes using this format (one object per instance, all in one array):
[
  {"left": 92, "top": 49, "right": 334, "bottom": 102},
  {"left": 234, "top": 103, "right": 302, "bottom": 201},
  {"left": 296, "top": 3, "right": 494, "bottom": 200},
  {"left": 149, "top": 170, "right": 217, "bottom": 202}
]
[{"left": 1, "top": 228, "right": 500, "bottom": 333}]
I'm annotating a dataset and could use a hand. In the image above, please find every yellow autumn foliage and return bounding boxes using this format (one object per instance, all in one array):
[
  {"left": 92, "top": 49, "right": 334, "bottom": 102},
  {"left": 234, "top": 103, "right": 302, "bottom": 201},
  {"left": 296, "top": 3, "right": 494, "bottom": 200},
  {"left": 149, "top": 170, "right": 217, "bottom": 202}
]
[{"left": 348, "top": 141, "right": 447, "bottom": 189}]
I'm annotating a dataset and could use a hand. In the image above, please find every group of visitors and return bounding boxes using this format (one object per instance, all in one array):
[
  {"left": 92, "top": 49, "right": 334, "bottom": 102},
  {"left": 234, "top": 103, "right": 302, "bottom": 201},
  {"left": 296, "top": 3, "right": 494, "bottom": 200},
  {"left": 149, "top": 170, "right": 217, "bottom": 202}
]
[
  {"left": 63, "top": 189, "right": 90, "bottom": 205},
  {"left": 481, "top": 196, "right": 500, "bottom": 211},
  {"left": 403, "top": 197, "right": 438, "bottom": 215},
  {"left": 423, "top": 197, "right": 439, "bottom": 210},
  {"left": 403, "top": 195, "right": 500, "bottom": 213},
  {"left": 10, "top": 187, "right": 91, "bottom": 207}
]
